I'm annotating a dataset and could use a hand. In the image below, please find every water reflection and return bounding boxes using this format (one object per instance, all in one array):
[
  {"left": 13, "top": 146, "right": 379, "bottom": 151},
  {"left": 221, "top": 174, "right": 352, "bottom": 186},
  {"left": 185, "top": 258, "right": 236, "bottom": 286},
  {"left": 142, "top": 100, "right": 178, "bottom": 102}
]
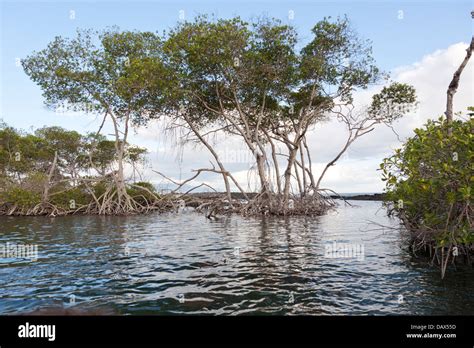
[{"left": 0, "top": 201, "right": 473, "bottom": 315}]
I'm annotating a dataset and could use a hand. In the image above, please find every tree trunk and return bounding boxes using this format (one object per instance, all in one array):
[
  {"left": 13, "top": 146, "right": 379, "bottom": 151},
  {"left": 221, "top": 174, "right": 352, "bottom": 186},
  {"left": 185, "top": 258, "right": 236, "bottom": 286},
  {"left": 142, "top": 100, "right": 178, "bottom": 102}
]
[
  {"left": 303, "top": 137, "right": 316, "bottom": 190},
  {"left": 256, "top": 152, "right": 270, "bottom": 194},
  {"left": 42, "top": 151, "right": 58, "bottom": 204},
  {"left": 446, "top": 37, "right": 473, "bottom": 134},
  {"left": 264, "top": 131, "right": 282, "bottom": 195},
  {"left": 109, "top": 112, "right": 131, "bottom": 211},
  {"left": 116, "top": 141, "right": 128, "bottom": 203},
  {"left": 293, "top": 161, "right": 303, "bottom": 196},
  {"left": 283, "top": 146, "right": 298, "bottom": 204},
  {"left": 299, "top": 146, "right": 307, "bottom": 196}
]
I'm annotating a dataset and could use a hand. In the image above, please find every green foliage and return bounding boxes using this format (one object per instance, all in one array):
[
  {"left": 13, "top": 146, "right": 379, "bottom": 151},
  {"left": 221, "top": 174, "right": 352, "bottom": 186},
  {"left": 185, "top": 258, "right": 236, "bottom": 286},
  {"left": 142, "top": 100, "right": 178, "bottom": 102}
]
[
  {"left": 300, "top": 15, "right": 380, "bottom": 102},
  {"left": 22, "top": 29, "right": 170, "bottom": 127},
  {"left": 162, "top": 15, "right": 390, "bottom": 127},
  {"left": 381, "top": 117, "right": 474, "bottom": 246},
  {"left": 369, "top": 83, "right": 417, "bottom": 122},
  {"left": 21, "top": 171, "right": 48, "bottom": 193},
  {"left": 0, "top": 126, "right": 46, "bottom": 176},
  {"left": 126, "top": 181, "right": 159, "bottom": 204},
  {"left": 49, "top": 186, "right": 92, "bottom": 209},
  {"left": 126, "top": 146, "right": 148, "bottom": 164},
  {"left": 0, "top": 122, "right": 150, "bottom": 212},
  {"left": 15, "top": 16, "right": 418, "bottom": 214},
  {"left": 0, "top": 187, "right": 41, "bottom": 208},
  {"left": 82, "top": 133, "right": 117, "bottom": 175},
  {"left": 92, "top": 180, "right": 109, "bottom": 201}
]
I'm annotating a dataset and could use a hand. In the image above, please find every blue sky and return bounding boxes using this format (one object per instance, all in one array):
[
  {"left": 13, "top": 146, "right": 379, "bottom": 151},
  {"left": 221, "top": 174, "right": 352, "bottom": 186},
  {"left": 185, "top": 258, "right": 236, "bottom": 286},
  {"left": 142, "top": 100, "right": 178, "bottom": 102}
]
[
  {"left": 1, "top": 0, "right": 471, "bottom": 132},
  {"left": 0, "top": 0, "right": 472, "bottom": 192}
]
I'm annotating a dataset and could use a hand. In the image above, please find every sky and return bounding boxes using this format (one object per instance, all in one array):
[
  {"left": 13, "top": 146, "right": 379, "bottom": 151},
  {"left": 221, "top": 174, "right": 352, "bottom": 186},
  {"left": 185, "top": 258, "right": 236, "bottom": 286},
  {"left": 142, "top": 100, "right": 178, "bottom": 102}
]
[{"left": 0, "top": 0, "right": 473, "bottom": 193}]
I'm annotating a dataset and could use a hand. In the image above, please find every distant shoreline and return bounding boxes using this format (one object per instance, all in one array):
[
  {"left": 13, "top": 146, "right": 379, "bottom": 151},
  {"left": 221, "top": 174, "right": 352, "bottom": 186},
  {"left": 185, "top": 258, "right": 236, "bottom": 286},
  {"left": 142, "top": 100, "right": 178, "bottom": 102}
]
[{"left": 330, "top": 193, "right": 385, "bottom": 201}]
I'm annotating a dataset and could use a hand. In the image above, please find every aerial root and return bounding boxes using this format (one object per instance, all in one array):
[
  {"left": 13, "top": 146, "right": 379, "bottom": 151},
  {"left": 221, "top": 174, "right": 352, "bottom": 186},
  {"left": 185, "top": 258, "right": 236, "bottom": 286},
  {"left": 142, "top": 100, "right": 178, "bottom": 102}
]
[{"left": 186, "top": 192, "right": 336, "bottom": 218}]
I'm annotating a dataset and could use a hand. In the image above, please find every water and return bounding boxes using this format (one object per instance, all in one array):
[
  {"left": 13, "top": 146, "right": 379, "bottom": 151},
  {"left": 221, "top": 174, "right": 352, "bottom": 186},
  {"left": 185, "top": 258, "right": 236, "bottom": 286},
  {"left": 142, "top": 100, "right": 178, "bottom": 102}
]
[{"left": 0, "top": 201, "right": 473, "bottom": 315}]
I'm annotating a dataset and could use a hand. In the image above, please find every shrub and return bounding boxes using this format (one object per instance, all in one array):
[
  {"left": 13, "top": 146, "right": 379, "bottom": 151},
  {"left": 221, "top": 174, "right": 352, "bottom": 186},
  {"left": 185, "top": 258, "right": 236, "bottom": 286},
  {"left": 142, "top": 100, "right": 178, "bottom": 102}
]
[
  {"left": 0, "top": 187, "right": 41, "bottom": 208},
  {"left": 49, "top": 186, "right": 92, "bottom": 209},
  {"left": 126, "top": 181, "right": 159, "bottom": 204},
  {"left": 381, "top": 117, "right": 473, "bottom": 275}
]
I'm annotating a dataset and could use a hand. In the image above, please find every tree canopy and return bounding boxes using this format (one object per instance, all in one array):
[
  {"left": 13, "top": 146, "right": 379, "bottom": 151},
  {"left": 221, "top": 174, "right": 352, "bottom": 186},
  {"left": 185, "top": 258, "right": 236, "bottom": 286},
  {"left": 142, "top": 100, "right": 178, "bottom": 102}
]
[{"left": 20, "top": 15, "right": 417, "bottom": 216}]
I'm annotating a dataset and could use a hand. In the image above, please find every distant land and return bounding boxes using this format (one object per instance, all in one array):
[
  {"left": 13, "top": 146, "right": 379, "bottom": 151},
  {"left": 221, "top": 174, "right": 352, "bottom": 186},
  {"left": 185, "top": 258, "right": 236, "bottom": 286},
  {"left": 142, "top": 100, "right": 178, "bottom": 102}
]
[{"left": 330, "top": 193, "right": 385, "bottom": 201}]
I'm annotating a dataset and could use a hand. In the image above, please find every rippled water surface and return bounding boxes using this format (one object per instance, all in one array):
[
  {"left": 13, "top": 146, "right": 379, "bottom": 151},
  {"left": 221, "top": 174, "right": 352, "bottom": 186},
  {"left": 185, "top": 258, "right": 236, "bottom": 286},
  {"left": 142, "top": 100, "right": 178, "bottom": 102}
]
[{"left": 1, "top": 201, "right": 473, "bottom": 315}]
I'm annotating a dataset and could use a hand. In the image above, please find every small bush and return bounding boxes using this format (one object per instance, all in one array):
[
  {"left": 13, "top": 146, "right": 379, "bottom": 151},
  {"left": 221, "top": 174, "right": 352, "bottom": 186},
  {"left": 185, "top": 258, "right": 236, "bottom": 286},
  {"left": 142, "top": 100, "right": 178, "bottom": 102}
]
[
  {"left": 0, "top": 187, "right": 41, "bottom": 208},
  {"left": 49, "top": 186, "right": 92, "bottom": 209},
  {"left": 127, "top": 181, "right": 159, "bottom": 204},
  {"left": 381, "top": 117, "right": 473, "bottom": 274}
]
